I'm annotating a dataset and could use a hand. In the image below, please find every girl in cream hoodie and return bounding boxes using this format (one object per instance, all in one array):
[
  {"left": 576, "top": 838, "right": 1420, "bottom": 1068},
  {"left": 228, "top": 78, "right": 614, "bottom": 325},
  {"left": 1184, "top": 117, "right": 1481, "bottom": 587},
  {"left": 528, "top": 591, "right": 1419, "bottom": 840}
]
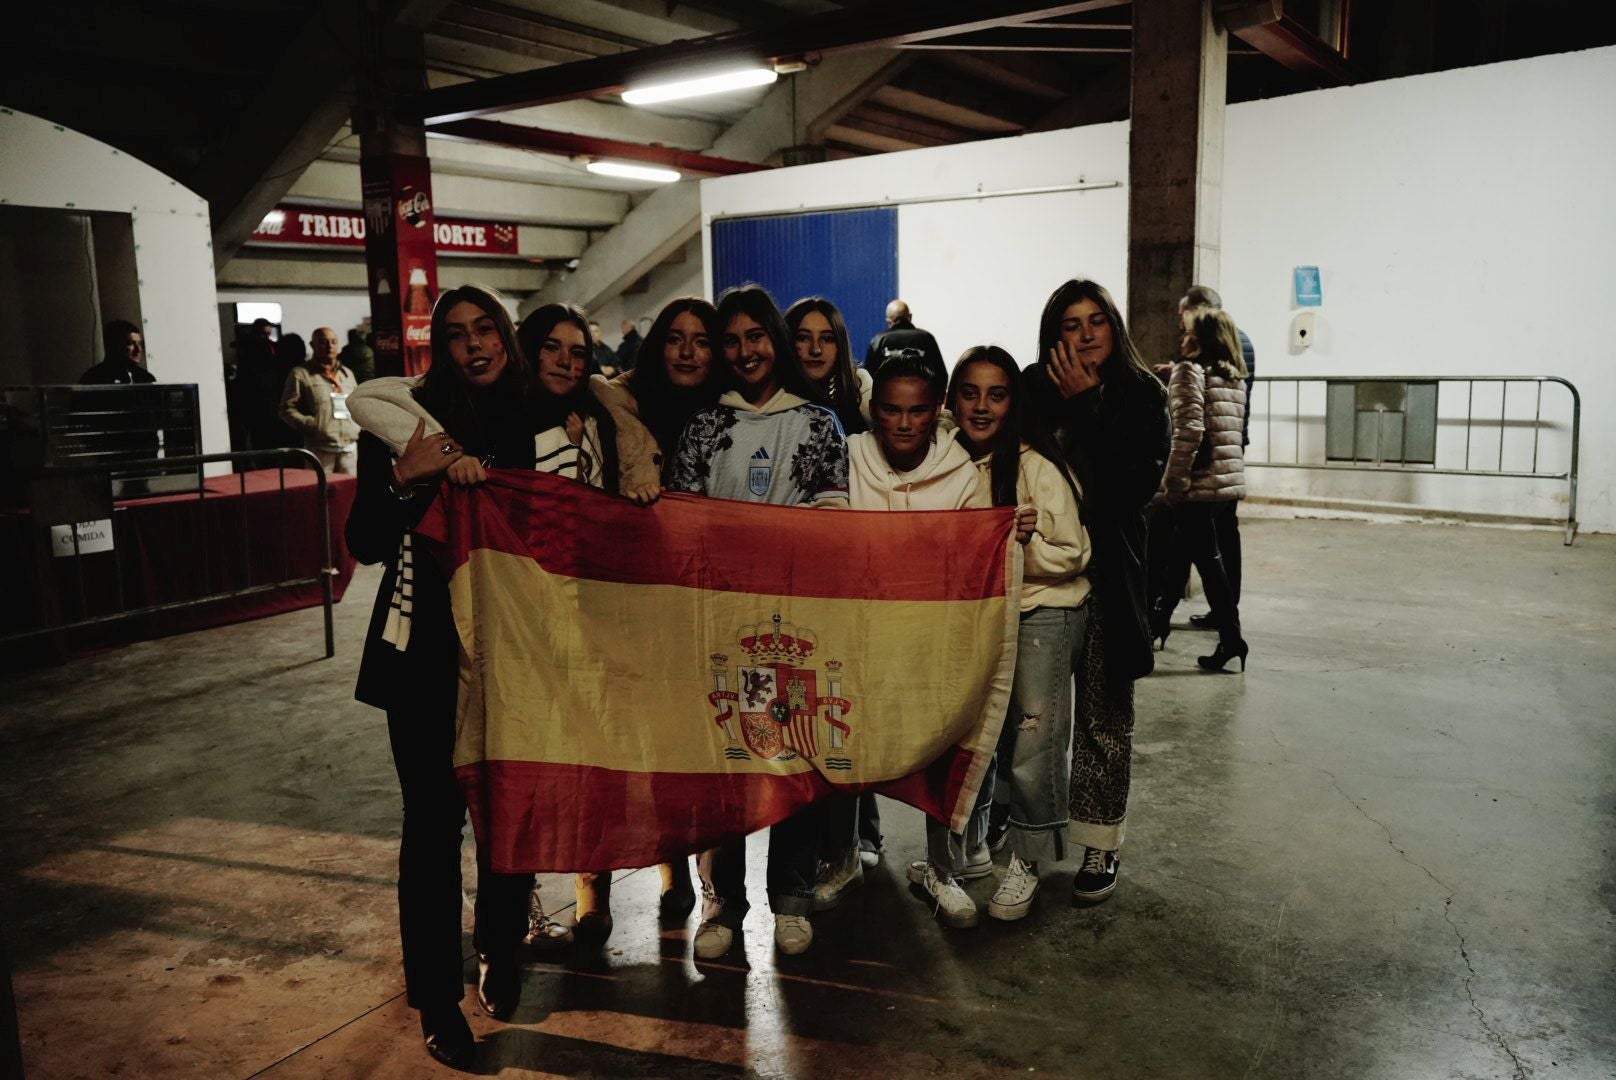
[
  {"left": 845, "top": 352, "right": 1036, "bottom": 930},
  {"left": 951, "top": 346, "right": 1091, "bottom": 923}
]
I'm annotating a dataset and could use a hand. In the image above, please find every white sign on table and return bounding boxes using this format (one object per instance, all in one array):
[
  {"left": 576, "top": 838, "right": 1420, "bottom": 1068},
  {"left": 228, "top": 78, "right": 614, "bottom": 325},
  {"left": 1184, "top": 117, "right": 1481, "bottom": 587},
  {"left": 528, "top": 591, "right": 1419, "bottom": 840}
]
[{"left": 49, "top": 519, "right": 115, "bottom": 557}]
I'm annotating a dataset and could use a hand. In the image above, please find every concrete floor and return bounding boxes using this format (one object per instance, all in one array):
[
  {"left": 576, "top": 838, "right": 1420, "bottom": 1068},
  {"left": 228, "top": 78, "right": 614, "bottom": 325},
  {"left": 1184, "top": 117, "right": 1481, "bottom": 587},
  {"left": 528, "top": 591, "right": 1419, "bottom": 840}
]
[{"left": 1, "top": 517, "right": 1613, "bottom": 1080}]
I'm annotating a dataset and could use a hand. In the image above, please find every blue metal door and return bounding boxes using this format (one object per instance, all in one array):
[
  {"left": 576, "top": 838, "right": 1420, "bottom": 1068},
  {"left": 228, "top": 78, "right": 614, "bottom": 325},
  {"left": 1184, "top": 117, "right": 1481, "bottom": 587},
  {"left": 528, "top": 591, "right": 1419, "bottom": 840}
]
[{"left": 710, "top": 207, "right": 897, "bottom": 367}]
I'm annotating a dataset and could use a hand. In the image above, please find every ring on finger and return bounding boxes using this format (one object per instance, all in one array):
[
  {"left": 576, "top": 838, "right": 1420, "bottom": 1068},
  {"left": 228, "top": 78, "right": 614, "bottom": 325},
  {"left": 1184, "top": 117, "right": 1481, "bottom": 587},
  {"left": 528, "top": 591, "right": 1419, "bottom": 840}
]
[{"left": 440, "top": 442, "right": 458, "bottom": 456}]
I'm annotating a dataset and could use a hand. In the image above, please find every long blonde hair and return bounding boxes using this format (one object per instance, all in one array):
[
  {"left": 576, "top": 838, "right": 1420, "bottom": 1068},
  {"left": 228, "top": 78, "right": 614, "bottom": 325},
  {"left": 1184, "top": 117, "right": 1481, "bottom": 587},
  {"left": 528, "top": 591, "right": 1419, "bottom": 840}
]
[{"left": 1182, "top": 305, "right": 1247, "bottom": 381}]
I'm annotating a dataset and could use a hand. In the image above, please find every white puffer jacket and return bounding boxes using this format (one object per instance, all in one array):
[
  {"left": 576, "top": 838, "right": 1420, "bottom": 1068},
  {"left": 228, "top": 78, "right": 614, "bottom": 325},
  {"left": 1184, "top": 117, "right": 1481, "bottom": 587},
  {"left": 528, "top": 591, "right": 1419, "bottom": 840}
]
[{"left": 1163, "top": 360, "right": 1247, "bottom": 502}]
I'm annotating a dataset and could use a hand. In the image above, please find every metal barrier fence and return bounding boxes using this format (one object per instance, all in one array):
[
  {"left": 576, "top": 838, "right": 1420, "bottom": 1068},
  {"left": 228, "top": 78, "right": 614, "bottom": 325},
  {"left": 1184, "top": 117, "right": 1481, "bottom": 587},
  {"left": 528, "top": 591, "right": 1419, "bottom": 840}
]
[
  {"left": 1, "top": 448, "right": 337, "bottom": 656},
  {"left": 1244, "top": 375, "right": 1581, "bottom": 544}
]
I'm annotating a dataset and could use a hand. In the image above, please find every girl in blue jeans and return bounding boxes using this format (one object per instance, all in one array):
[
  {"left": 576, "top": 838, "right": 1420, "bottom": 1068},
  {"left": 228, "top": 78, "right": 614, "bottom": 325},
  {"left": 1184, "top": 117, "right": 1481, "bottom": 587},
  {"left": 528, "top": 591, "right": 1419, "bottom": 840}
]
[{"left": 950, "top": 346, "right": 1092, "bottom": 921}]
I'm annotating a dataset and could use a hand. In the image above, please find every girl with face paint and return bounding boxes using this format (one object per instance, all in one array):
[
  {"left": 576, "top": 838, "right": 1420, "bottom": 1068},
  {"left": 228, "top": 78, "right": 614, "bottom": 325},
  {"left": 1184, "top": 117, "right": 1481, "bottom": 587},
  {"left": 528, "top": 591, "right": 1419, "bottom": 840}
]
[{"left": 346, "top": 285, "right": 561, "bottom": 1070}]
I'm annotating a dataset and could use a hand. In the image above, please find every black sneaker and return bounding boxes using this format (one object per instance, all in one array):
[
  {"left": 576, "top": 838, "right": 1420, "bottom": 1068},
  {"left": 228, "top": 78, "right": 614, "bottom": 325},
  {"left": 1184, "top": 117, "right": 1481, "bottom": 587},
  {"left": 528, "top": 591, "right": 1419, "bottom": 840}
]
[{"left": 1072, "top": 847, "right": 1119, "bottom": 903}]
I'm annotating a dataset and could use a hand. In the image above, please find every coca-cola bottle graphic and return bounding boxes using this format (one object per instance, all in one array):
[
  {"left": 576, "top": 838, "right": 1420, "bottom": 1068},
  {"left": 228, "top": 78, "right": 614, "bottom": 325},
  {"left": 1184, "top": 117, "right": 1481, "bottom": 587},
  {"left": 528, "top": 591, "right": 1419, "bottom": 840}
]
[{"left": 406, "top": 266, "right": 434, "bottom": 315}]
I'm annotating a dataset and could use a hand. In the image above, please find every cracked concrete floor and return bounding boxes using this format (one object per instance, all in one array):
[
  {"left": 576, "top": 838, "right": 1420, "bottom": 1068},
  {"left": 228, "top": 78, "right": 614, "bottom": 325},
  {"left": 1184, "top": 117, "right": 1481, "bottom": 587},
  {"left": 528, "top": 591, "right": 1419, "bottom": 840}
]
[{"left": 1, "top": 517, "right": 1613, "bottom": 1079}]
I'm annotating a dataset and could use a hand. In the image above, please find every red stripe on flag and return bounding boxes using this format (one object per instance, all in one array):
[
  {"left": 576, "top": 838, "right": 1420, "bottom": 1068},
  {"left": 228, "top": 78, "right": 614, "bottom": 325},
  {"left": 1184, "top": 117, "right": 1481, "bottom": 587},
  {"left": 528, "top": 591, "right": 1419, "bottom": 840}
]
[
  {"left": 417, "top": 469, "right": 1012, "bottom": 603},
  {"left": 459, "top": 753, "right": 975, "bottom": 873}
]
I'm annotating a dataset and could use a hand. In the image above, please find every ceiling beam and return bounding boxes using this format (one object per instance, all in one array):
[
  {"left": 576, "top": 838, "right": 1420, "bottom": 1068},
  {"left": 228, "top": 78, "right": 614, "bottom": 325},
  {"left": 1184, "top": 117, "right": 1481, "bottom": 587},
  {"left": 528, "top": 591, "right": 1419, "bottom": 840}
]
[
  {"left": 901, "top": 28, "right": 1130, "bottom": 53},
  {"left": 408, "top": 1, "right": 1128, "bottom": 123},
  {"left": 839, "top": 105, "right": 974, "bottom": 146},
  {"left": 1214, "top": 1, "right": 1360, "bottom": 84},
  {"left": 430, "top": 119, "right": 772, "bottom": 176},
  {"left": 928, "top": 51, "right": 1077, "bottom": 100},
  {"left": 869, "top": 85, "right": 1024, "bottom": 134}
]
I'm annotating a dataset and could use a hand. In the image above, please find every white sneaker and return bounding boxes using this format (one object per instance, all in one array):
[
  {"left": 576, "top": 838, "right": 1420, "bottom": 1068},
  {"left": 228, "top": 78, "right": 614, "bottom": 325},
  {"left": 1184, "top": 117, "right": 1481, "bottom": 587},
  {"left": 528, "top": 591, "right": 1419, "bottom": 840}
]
[
  {"left": 812, "top": 849, "right": 864, "bottom": 911},
  {"left": 988, "top": 855, "right": 1040, "bottom": 921},
  {"left": 774, "top": 914, "right": 813, "bottom": 955},
  {"left": 693, "top": 920, "right": 734, "bottom": 960},
  {"left": 961, "top": 841, "right": 995, "bottom": 881},
  {"left": 905, "top": 842, "right": 994, "bottom": 887},
  {"left": 919, "top": 865, "right": 979, "bottom": 928}
]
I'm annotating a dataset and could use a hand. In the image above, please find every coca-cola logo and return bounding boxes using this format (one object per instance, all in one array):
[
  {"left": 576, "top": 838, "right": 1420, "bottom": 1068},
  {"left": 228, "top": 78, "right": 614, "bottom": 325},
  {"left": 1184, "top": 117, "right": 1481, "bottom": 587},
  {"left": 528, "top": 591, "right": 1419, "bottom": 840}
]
[
  {"left": 375, "top": 332, "right": 401, "bottom": 352},
  {"left": 404, "top": 324, "right": 432, "bottom": 344},
  {"left": 398, "top": 190, "right": 432, "bottom": 229}
]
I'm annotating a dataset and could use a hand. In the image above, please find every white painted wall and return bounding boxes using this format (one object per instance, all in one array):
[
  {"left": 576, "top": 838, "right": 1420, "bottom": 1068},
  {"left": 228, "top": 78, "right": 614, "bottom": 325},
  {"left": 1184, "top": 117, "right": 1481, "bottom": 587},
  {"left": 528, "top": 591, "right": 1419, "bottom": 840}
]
[
  {"left": 0, "top": 108, "right": 229, "bottom": 462},
  {"left": 701, "top": 46, "right": 1616, "bottom": 533}
]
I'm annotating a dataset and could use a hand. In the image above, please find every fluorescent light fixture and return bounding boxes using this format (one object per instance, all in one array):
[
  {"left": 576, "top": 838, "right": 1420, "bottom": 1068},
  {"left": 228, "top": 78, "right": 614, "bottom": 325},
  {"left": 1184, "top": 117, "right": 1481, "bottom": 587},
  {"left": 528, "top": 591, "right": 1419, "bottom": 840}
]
[
  {"left": 586, "top": 160, "right": 681, "bottom": 184},
  {"left": 621, "top": 67, "right": 777, "bottom": 105}
]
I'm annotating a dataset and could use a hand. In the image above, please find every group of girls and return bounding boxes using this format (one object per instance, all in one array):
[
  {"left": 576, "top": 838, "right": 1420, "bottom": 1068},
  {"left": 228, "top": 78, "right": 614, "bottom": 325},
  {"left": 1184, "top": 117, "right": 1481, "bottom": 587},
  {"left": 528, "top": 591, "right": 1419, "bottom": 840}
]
[{"left": 346, "top": 275, "right": 1185, "bottom": 1071}]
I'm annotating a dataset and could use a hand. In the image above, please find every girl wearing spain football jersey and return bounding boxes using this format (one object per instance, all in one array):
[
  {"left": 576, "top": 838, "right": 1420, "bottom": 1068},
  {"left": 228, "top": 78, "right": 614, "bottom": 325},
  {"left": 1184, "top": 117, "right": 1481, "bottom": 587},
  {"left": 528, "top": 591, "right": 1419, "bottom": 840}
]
[{"left": 667, "top": 284, "right": 849, "bottom": 959}]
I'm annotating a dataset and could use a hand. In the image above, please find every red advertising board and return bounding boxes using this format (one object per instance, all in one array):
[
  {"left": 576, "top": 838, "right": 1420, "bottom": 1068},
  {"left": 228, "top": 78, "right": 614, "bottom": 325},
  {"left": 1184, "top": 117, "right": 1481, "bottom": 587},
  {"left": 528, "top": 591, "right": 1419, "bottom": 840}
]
[
  {"left": 251, "top": 204, "right": 518, "bottom": 256},
  {"left": 359, "top": 154, "right": 440, "bottom": 378}
]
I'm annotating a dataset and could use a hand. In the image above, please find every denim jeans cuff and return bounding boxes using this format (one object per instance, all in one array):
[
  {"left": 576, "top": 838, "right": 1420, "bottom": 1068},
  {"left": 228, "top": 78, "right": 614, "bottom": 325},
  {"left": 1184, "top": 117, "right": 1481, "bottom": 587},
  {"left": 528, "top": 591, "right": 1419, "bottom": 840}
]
[{"left": 768, "top": 890, "right": 815, "bottom": 917}]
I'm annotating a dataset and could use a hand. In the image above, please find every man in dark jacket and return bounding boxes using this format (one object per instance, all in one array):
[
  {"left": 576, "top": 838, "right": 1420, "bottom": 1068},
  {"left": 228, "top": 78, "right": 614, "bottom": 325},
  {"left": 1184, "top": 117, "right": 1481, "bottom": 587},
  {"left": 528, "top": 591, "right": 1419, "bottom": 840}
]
[
  {"left": 615, "top": 319, "right": 642, "bottom": 373},
  {"left": 864, "top": 300, "right": 944, "bottom": 379},
  {"left": 80, "top": 320, "right": 156, "bottom": 384}
]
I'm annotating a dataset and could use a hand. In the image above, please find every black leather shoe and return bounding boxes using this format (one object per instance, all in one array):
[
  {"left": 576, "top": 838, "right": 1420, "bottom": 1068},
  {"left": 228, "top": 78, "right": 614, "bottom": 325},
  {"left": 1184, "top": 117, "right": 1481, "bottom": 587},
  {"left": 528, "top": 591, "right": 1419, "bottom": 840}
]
[
  {"left": 419, "top": 1004, "right": 474, "bottom": 1070},
  {"left": 477, "top": 952, "right": 522, "bottom": 1022}
]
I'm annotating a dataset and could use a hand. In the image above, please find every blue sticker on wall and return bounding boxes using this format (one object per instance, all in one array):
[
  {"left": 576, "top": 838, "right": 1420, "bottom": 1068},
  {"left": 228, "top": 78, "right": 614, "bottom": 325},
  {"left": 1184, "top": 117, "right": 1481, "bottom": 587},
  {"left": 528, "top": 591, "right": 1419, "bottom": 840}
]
[{"left": 1294, "top": 266, "right": 1322, "bottom": 307}]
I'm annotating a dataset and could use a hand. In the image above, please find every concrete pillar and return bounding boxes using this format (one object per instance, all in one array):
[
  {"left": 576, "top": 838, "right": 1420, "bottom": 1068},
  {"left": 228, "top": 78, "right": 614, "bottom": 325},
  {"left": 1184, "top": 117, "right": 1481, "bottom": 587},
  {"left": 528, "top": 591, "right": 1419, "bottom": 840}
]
[{"left": 1127, "top": 0, "right": 1226, "bottom": 363}]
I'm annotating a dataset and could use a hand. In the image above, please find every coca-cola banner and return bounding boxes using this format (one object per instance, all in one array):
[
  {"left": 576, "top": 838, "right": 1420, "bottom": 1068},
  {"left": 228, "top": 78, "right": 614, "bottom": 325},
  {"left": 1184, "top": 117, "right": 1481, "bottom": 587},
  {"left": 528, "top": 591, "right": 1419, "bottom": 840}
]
[
  {"left": 360, "top": 153, "right": 440, "bottom": 378},
  {"left": 251, "top": 204, "right": 518, "bottom": 256}
]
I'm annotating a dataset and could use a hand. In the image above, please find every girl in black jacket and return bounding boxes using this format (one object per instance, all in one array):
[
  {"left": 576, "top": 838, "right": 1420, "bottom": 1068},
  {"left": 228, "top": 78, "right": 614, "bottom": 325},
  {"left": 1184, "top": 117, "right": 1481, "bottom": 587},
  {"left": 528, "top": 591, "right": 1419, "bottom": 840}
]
[
  {"left": 347, "top": 284, "right": 543, "bottom": 1070},
  {"left": 1026, "top": 278, "right": 1169, "bottom": 906}
]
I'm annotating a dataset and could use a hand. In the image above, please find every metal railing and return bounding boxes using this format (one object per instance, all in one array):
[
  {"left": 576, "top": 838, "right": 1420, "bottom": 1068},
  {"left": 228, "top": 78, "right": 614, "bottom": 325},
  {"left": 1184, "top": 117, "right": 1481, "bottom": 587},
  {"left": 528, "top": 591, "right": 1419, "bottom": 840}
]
[
  {"left": 1, "top": 448, "right": 338, "bottom": 655},
  {"left": 1245, "top": 375, "right": 1581, "bottom": 545}
]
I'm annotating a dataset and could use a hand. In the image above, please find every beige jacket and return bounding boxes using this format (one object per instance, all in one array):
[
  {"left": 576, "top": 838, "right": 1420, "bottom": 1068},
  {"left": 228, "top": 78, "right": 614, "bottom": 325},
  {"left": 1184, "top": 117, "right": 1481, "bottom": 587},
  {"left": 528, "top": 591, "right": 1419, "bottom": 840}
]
[
  {"left": 967, "top": 446, "right": 1092, "bottom": 611},
  {"left": 1163, "top": 360, "right": 1247, "bottom": 502},
  {"left": 589, "top": 371, "right": 663, "bottom": 492},
  {"left": 280, "top": 364, "right": 360, "bottom": 451}
]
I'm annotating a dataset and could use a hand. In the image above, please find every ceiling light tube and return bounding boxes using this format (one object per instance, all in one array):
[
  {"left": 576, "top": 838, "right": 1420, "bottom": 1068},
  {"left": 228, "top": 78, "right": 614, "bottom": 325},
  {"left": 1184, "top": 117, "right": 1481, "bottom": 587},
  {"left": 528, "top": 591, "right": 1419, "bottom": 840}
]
[
  {"left": 586, "top": 160, "right": 681, "bottom": 184},
  {"left": 621, "top": 67, "right": 777, "bottom": 106}
]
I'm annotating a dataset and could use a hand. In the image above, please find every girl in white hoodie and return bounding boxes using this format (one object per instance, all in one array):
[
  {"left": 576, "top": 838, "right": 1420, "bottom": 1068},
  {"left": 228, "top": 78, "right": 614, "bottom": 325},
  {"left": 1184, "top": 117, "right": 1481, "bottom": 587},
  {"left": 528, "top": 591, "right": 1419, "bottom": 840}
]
[
  {"left": 950, "top": 346, "right": 1091, "bottom": 922},
  {"left": 846, "top": 353, "right": 1036, "bottom": 929}
]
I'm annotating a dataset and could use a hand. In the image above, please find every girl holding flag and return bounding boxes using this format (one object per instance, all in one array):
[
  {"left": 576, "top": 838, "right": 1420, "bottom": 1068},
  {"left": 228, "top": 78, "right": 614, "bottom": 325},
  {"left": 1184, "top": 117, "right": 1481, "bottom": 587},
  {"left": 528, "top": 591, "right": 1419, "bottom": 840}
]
[{"left": 668, "top": 284, "right": 849, "bottom": 959}]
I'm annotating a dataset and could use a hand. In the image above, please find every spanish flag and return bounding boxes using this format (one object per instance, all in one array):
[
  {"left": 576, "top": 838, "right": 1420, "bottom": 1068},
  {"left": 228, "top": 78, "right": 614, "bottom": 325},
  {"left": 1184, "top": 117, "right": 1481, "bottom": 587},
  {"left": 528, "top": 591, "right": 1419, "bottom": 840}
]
[{"left": 417, "top": 470, "right": 1020, "bottom": 874}]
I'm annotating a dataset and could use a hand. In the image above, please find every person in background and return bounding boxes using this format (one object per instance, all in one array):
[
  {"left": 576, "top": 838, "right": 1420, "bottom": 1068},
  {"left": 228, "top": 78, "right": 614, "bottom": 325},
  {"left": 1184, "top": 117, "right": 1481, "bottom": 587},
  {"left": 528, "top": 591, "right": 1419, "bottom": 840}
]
[
  {"left": 588, "top": 320, "right": 617, "bottom": 377},
  {"left": 615, "top": 318, "right": 642, "bottom": 373},
  {"left": 1177, "top": 285, "right": 1253, "bottom": 633},
  {"left": 80, "top": 320, "right": 155, "bottom": 384},
  {"left": 279, "top": 326, "right": 360, "bottom": 474},
  {"left": 1157, "top": 306, "right": 1250, "bottom": 673},
  {"left": 864, "top": 299, "right": 944, "bottom": 380},
  {"left": 340, "top": 326, "right": 375, "bottom": 384},
  {"left": 1026, "top": 278, "right": 1169, "bottom": 906}
]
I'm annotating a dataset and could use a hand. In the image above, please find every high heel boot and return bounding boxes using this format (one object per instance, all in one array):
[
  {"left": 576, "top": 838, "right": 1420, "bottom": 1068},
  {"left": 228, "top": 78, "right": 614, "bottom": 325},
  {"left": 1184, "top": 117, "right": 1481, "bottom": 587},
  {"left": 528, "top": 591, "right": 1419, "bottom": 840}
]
[
  {"left": 1148, "top": 601, "right": 1172, "bottom": 651},
  {"left": 1196, "top": 636, "right": 1249, "bottom": 672}
]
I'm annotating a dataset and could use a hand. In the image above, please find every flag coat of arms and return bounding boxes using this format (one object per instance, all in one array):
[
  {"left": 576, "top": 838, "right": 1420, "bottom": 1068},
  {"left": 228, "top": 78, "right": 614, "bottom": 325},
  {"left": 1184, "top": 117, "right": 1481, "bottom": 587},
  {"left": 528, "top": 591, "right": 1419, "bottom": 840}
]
[{"left": 418, "top": 469, "right": 1021, "bottom": 874}]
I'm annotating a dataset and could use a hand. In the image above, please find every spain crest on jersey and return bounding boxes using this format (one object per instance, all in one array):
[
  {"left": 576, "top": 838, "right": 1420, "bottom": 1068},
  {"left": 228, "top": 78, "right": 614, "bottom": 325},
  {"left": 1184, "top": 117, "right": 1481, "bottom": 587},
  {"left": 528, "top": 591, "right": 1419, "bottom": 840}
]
[
  {"left": 747, "top": 446, "right": 772, "bottom": 496},
  {"left": 708, "top": 613, "right": 854, "bottom": 767}
]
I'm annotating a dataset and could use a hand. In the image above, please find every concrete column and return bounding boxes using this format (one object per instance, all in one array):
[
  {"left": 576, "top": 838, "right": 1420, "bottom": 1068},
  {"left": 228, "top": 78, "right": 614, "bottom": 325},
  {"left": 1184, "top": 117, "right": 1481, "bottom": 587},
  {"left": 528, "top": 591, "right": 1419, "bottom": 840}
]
[{"left": 1127, "top": 0, "right": 1226, "bottom": 363}]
